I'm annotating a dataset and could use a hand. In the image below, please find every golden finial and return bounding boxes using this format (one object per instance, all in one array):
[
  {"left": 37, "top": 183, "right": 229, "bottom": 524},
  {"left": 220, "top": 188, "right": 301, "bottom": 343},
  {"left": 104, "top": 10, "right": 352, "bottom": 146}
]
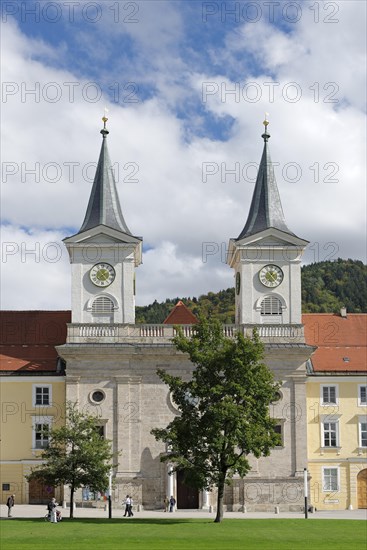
[
  {"left": 102, "top": 107, "right": 109, "bottom": 124},
  {"left": 262, "top": 112, "right": 270, "bottom": 142},
  {"left": 101, "top": 107, "right": 109, "bottom": 137}
]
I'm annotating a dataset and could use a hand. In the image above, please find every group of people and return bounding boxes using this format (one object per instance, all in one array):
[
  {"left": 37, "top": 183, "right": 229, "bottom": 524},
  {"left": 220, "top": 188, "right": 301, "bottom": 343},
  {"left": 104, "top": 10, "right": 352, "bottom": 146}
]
[
  {"left": 122, "top": 495, "right": 134, "bottom": 517},
  {"left": 164, "top": 496, "right": 176, "bottom": 512},
  {"left": 6, "top": 492, "right": 178, "bottom": 519}
]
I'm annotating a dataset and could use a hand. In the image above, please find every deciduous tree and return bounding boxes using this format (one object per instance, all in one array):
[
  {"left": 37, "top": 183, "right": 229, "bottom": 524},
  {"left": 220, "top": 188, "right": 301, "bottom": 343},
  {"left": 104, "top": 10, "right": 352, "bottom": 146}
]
[
  {"left": 151, "top": 318, "right": 280, "bottom": 522},
  {"left": 27, "top": 403, "right": 116, "bottom": 518}
]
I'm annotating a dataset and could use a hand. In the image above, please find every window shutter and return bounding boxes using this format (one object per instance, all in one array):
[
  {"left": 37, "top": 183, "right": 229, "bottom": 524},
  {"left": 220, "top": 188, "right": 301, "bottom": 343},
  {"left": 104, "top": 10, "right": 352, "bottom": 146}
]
[
  {"left": 92, "top": 296, "right": 114, "bottom": 313},
  {"left": 261, "top": 296, "right": 282, "bottom": 315}
]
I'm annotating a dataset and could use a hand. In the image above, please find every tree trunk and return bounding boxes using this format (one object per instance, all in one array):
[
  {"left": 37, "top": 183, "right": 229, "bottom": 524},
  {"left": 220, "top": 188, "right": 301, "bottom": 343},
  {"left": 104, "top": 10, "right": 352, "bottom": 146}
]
[
  {"left": 69, "top": 486, "right": 74, "bottom": 519},
  {"left": 214, "top": 474, "right": 226, "bottom": 523}
]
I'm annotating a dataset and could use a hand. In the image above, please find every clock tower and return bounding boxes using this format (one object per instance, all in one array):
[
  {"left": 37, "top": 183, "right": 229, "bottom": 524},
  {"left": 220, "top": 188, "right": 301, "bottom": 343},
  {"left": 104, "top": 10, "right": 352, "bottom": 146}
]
[
  {"left": 227, "top": 118, "right": 308, "bottom": 327},
  {"left": 63, "top": 116, "right": 142, "bottom": 324}
]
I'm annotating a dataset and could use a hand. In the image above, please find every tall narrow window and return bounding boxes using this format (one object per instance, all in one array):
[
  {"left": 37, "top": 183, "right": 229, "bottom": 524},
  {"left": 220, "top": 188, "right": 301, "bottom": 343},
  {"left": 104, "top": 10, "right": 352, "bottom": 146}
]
[
  {"left": 359, "top": 420, "right": 367, "bottom": 448},
  {"left": 322, "top": 421, "right": 338, "bottom": 447},
  {"left": 321, "top": 385, "right": 338, "bottom": 405},
  {"left": 273, "top": 422, "right": 284, "bottom": 447},
  {"left": 359, "top": 385, "right": 367, "bottom": 406},
  {"left": 33, "top": 385, "right": 52, "bottom": 407},
  {"left": 33, "top": 422, "right": 51, "bottom": 449},
  {"left": 322, "top": 468, "right": 339, "bottom": 491}
]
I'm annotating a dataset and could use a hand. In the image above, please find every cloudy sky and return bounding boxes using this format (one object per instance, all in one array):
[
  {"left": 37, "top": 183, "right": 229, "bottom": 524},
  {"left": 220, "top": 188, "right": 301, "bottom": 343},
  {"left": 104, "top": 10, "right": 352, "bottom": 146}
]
[{"left": 1, "top": 0, "right": 366, "bottom": 310}]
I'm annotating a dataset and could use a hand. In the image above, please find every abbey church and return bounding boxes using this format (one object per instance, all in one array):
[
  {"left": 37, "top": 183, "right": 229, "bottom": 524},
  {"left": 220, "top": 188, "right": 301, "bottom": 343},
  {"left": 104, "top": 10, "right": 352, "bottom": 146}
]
[{"left": 1, "top": 118, "right": 366, "bottom": 512}]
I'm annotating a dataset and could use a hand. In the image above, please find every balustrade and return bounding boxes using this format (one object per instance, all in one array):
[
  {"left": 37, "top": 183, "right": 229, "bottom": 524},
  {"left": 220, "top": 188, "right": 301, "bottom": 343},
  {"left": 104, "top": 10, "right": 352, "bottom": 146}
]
[{"left": 66, "top": 323, "right": 304, "bottom": 344}]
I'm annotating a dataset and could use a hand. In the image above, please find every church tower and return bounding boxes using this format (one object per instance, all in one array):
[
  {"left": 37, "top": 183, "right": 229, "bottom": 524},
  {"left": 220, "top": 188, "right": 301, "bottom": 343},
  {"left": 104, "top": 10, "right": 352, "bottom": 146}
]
[
  {"left": 63, "top": 116, "right": 142, "bottom": 324},
  {"left": 227, "top": 118, "right": 308, "bottom": 328}
]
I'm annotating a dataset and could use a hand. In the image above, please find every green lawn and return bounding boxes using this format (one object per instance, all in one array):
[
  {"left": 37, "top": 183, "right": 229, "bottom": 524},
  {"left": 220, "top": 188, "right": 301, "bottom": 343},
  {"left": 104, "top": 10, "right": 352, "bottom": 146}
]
[{"left": 1, "top": 518, "right": 366, "bottom": 550}]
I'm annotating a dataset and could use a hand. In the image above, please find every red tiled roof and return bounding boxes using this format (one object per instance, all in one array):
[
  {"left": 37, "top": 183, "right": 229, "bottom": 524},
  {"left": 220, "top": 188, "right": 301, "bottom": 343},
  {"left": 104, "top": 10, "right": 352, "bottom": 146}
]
[
  {"left": 0, "top": 311, "right": 70, "bottom": 373},
  {"left": 163, "top": 301, "right": 198, "bottom": 325},
  {"left": 1, "top": 310, "right": 365, "bottom": 373},
  {"left": 302, "top": 313, "right": 367, "bottom": 373}
]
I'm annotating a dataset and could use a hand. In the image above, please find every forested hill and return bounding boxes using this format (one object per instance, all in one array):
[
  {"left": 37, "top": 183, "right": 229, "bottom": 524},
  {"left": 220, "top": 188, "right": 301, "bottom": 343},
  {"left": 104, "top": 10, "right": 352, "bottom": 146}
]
[{"left": 136, "top": 259, "right": 367, "bottom": 324}]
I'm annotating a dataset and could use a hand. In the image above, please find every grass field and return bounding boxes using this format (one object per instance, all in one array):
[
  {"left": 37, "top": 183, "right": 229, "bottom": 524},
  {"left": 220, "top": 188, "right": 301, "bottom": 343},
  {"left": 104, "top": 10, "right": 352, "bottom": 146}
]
[{"left": 1, "top": 518, "right": 366, "bottom": 550}]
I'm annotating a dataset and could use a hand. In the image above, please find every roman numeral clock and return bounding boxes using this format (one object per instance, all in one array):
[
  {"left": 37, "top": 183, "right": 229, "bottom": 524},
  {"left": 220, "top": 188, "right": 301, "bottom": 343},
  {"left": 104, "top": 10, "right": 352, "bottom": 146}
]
[
  {"left": 89, "top": 263, "right": 116, "bottom": 288},
  {"left": 259, "top": 264, "right": 284, "bottom": 288}
]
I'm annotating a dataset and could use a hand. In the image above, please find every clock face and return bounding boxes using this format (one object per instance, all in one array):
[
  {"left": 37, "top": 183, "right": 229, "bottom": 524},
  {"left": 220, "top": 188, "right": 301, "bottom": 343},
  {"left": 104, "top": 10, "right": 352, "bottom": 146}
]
[
  {"left": 90, "top": 263, "right": 115, "bottom": 287},
  {"left": 236, "top": 272, "right": 241, "bottom": 295},
  {"left": 259, "top": 264, "right": 283, "bottom": 288}
]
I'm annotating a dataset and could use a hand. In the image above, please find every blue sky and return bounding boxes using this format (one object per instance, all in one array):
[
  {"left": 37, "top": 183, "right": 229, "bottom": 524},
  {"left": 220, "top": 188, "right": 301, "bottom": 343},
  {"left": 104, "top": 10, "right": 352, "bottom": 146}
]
[{"left": 1, "top": 0, "right": 366, "bottom": 309}]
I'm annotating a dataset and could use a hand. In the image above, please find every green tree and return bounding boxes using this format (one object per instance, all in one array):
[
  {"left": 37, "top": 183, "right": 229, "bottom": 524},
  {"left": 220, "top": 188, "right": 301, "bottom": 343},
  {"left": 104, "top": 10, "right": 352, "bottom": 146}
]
[
  {"left": 151, "top": 318, "right": 280, "bottom": 523},
  {"left": 26, "top": 403, "right": 116, "bottom": 518}
]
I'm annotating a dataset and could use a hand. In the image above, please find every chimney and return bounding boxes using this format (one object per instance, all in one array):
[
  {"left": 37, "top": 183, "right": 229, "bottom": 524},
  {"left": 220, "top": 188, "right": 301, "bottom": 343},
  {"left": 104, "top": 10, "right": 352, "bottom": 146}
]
[{"left": 340, "top": 307, "right": 347, "bottom": 318}]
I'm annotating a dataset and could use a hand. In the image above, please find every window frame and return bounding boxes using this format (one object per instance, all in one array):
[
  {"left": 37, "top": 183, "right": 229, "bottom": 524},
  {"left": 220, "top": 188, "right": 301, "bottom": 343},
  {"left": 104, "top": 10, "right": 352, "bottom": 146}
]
[
  {"left": 32, "top": 384, "right": 52, "bottom": 407},
  {"left": 320, "top": 416, "right": 341, "bottom": 449},
  {"left": 358, "top": 416, "right": 367, "bottom": 449},
  {"left": 32, "top": 416, "right": 52, "bottom": 450},
  {"left": 320, "top": 384, "right": 339, "bottom": 406},
  {"left": 358, "top": 385, "right": 367, "bottom": 407},
  {"left": 322, "top": 466, "right": 340, "bottom": 492},
  {"left": 273, "top": 419, "right": 285, "bottom": 448}
]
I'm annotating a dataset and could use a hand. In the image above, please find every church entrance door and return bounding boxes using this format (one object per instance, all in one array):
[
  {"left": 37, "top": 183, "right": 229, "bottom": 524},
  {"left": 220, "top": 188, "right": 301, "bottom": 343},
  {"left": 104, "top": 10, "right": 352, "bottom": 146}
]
[
  {"left": 357, "top": 469, "right": 367, "bottom": 509},
  {"left": 176, "top": 470, "right": 199, "bottom": 509},
  {"left": 28, "top": 479, "right": 55, "bottom": 504}
]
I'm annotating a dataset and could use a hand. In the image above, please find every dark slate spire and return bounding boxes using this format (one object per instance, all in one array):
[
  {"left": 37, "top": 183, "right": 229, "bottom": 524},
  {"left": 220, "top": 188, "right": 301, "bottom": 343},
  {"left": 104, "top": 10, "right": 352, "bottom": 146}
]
[
  {"left": 236, "top": 117, "right": 294, "bottom": 240},
  {"left": 77, "top": 116, "right": 132, "bottom": 235}
]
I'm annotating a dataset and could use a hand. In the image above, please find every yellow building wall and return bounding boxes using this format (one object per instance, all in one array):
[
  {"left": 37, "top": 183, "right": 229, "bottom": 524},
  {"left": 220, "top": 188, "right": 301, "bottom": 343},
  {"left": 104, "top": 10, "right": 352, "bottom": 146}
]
[
  {"left": 307, "top": 377, "right": 367, "bottom": 510},
  {"left": 0, "top": 376, "right": 65, "bottom": 503}
]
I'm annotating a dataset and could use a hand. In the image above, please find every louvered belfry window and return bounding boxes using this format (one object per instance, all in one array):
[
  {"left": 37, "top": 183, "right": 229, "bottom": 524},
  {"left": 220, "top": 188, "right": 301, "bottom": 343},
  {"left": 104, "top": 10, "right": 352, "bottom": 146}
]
[
  {"left": 92, "top": 296, "right": 114, "bottom": 313},
  {"left": 260, "top": 296, "right": 282, "bottom": 315}
]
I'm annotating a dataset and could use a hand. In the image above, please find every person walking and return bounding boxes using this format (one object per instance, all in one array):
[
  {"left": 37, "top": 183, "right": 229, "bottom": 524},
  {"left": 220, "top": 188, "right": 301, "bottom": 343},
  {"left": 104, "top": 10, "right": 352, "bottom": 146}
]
[
  {"left": 123, "top": 495, "right": 130, "bottom": 517},
  {"left": 6, "top": 494, "right": 15, "bottom": 517},
  {"left": 128, "top": 496, "right": 134, "bottom": 517}
]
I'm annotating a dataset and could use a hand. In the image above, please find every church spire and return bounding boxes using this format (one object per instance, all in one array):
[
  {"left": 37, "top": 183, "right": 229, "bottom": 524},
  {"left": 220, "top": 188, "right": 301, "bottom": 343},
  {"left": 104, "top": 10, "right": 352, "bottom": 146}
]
[
  {"left": 236, "top": 116, "right": 294, "bottom": 240},
  {"left": 77, "top": 115, "right": 132, "bottom": 235}
]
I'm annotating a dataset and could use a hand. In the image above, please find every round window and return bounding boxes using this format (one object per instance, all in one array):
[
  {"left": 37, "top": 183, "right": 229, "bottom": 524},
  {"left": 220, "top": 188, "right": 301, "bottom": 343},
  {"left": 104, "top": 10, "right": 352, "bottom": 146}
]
[
  {"left": 271, "top": 391, "right": 283, "bottom": 403},
  {"left": 91, "top": 390, "right": 105, "bottom": 403}
]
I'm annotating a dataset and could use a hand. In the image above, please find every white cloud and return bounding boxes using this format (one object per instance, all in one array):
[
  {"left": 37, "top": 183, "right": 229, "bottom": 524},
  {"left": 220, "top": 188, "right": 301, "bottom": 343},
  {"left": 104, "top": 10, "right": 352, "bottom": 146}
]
[
  {"left": 1, "top": 225, "right": 70, "bottom": 309},
  {"left": 1, "top": 6, "right": 366, "bottom": 311}
]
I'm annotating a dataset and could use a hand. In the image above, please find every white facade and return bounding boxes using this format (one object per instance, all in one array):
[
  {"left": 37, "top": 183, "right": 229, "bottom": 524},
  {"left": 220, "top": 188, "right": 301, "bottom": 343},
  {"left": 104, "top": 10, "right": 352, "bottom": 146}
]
[
  {"left": 227, "top": 230, "right": 308, "bottom": 327},
  {"left": 64, "top": 227, "right": 142, "bottom": 325},
  {"left": 57, "top": 124, "right": 315, "bottom": 511}
]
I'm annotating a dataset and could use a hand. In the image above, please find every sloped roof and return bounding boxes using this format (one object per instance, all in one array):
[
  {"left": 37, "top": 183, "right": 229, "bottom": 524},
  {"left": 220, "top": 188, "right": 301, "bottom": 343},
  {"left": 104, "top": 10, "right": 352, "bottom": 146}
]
[
  {"left": 77, "top": 126, "right": 132, "bottom": 236},
  {"left": 163, "top": 301, "right": 199, "bottom": 325},
  {"left": 303, "top": 313, "right": 367, "bottom": 373},
  {"left": 0, "top": 311, "right": 70, "bottom": 373},
  {"left": 236, "top": 130, "right": 295, "bottom": 240}
]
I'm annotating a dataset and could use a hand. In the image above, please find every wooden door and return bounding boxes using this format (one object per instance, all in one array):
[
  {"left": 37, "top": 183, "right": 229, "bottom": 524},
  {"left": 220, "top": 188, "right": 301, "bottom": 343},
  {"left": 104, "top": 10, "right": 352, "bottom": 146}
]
[
  {"left": 357, "top": 469, "right": 367, "bottom": 509},
  {"left": 176, "top": 470, "right": 199, "bottom": 509},
  {"left": 28, "top": 479, "right": 54, "bottom": 504}
]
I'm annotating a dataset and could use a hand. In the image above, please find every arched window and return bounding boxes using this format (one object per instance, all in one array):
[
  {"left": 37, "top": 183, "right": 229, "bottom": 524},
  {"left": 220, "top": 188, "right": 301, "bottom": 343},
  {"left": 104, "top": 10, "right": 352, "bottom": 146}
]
[
  {"left": 260, "top": 296, "right": 282, "bottom": 316},
  {"left": 91, "top": 296, "right": 114, "bottom": 323},
  {"left": 92, "top": 296, "right": 114, "bottom": 314}
]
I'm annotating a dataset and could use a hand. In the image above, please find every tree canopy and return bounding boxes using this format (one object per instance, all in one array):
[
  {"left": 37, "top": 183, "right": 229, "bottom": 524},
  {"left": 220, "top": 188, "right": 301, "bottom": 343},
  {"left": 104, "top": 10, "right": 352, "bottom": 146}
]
[
  {"left": 151, "top": 318, "right": 281, "bottom": 522},
  {"left": 26, "top": 403, "right": 116, "bottom": 518}
]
